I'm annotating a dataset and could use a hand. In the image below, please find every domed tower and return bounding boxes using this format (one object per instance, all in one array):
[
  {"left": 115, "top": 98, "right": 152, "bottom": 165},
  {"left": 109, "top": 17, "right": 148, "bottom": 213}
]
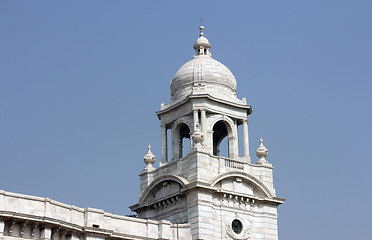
[
  {"left": 130, "top": 26, "right": 285, "bottom": 240},
  {"left": 165, "top": 25, "right": 251, "bottom": 163}
]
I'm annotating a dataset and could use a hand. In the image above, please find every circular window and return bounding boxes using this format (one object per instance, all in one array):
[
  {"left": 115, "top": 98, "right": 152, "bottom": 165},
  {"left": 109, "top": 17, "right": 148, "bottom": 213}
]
[{"left": 231, "top": 219, "right": 243, "bottom": 234}]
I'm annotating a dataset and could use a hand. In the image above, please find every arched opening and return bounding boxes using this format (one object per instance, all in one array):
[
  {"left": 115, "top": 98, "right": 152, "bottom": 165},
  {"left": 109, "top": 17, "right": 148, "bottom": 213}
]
[
  {"left": 179, "top": 123, "right": 191, "bottom": 158},
  {"left": 213, "top": 121, "right": 229, "bottom": 157}
]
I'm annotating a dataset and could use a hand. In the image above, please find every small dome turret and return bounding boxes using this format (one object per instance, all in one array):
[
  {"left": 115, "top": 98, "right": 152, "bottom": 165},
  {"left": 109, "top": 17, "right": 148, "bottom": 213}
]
[{"left": 193, "top": 26, "right": 211, "bottom": 56}]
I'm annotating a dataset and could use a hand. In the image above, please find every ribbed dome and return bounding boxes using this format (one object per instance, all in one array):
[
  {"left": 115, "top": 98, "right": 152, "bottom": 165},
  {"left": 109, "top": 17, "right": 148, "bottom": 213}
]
[{"left": 170, "top": 26, "right": 237, "bottom": 101}]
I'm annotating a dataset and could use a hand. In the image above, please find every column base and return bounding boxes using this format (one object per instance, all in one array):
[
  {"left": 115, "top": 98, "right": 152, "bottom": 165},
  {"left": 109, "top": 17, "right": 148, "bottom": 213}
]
[{"left": 241, "top": 155, "right": 251, "bottom": 164}]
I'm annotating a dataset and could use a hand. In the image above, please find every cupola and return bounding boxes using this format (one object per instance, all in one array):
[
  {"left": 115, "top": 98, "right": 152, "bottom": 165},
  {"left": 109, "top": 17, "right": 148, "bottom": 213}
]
[{"left": 193, "top": 26, "right": 211, "bottom": 56}]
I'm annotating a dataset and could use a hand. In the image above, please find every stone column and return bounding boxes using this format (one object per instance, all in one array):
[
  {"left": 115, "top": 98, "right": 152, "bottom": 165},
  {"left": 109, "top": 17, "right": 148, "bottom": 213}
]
[
  {"left": 0, "top": 220, "right": 4, "bottom": 236},
  {"left": 171, "top": 126, "right": 175, "bottom": 161},
  {"left": 174, "top": 139, "right": 180, "bottom": 161},
  {"left": 234, "top": 119, "right": 239, "bottom": 158},
  {"left": 193, "top": 109, "right": 199, "bottom": 131},
  {"left": 242, "top": 119, "right": 250, "bottom": 163},
  {"left": 40, "top": 227, "right": 52, "bottom": 240},
  {"left": 200, "top": 109, "right": 207, "bottom": 136},
  {"left": 228, "top": 136, "right": 236, "bottom": 158},
  {"left": 161, "top": 124, "right": 167, "bottom": 165}
]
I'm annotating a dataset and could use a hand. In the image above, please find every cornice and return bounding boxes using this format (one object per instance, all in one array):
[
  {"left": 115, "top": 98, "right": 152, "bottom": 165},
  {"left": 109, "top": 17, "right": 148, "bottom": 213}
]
[{"left": 156, "top": 94, "right": 251, "bottom": 118}]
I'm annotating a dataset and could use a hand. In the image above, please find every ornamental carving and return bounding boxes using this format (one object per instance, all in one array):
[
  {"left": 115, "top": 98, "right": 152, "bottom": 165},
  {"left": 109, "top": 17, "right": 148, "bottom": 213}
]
[{"left": 225, "top": 222, "right": 250, "bottom": 240}]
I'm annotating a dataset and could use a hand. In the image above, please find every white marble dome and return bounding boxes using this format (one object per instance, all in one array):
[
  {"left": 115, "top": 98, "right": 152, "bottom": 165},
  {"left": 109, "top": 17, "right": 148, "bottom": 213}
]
[
  {"left": 170, "top": 26, "right": 237, "bottom": 101},
  {"left": 170, "top": 56, "right": 237, "bottom": 100}
]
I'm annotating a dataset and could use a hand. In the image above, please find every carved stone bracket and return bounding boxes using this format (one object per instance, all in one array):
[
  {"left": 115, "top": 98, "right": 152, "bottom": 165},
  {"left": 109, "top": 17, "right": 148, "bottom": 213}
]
[
  {"left": 31, "top": 223, "right": 38, "bottom": 239},
  {"left": 20, "top": 222, "right": 26, "bottom": 237},
  {"left": 152, "top": 195, "right": 183, "bottom": 210},
  {"left": 221, "top": 193, "right": 253, "bottom": 210},
  {"left": 8, "top": 221, "right": 15, "bottom": 236}
]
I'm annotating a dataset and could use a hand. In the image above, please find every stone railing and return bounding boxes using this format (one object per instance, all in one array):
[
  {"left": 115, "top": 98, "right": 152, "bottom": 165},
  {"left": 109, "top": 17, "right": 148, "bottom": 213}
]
[{"left": 223, "top": 157, "right": 244, "bottom": 170}]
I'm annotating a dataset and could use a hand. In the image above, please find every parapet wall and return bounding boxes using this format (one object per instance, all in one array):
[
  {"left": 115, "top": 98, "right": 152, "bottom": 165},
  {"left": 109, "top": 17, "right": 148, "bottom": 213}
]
[{"left": 0, "top": 190, "right": 191, "bottom": 240}]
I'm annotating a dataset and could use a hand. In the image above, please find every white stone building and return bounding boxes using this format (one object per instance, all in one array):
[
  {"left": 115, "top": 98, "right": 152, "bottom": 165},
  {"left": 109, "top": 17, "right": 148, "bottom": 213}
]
[{"left": 0, "top": 26, "right": 284, "bottom": 240}]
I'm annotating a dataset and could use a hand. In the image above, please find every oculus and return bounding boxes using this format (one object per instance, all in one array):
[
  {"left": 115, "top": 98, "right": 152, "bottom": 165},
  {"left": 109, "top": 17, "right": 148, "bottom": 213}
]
[{"left": 232, "top": 219, "right": 243, "bottom": 234}]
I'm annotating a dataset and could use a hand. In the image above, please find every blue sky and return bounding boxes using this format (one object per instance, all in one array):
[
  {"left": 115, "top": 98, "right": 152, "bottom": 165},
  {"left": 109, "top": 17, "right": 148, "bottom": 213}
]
[{"left": 1, "top": 1, "right": 371, "bottom": 239}]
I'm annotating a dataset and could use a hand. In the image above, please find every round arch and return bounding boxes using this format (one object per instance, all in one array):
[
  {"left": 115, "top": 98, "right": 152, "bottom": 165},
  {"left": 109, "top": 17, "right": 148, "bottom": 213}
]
[
  {"left": 209, "top": 115, "right": 235, "bottom": 135},
  {"left": 173, "top": 119, "right": 192, "bottom": 160},
  {"left": 173, "top": 118, "right": 192, "bottom": 132},
  {"left": 210, "top": 115, "right": 237, "bottom": 158}
]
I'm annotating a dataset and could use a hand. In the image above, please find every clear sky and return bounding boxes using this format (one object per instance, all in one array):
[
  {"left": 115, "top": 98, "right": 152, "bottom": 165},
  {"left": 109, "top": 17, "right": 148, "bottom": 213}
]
[{"left": 1, "top": 1, "right": 371, "bottom": 239}]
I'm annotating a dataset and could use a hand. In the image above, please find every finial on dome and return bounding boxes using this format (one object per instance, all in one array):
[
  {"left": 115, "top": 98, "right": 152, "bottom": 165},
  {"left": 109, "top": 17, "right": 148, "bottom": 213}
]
[{"left": 199, "top": 25, "right": 205, "bottom": 37}]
